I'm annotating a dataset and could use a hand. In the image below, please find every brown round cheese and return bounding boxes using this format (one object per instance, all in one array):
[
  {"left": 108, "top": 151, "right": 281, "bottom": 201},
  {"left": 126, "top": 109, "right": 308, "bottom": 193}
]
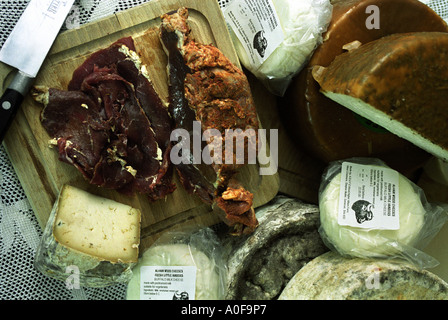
[{"left": 280, "top": 0, "right": 448, "bottom": 175}]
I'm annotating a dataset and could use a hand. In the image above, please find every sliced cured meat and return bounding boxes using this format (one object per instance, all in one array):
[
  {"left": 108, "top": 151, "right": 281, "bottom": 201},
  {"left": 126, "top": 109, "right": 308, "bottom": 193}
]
[
  {"left": 68, "top": 36, "right": 136, "bottom": 90},
  {"left": 36, "top": 88, "right": 110, "bottom": 180},
  {"left": 159, "top": 8, "right": 259, "bottom": 234},
  {"left": 280, "top": 0, "right": 448, "bottom": 175},
  {"left": 33, "top": 37, "right": 175, "bottom": 200},
  {"left": 313, "top": 32, "right": 448, "bottom": 162}
]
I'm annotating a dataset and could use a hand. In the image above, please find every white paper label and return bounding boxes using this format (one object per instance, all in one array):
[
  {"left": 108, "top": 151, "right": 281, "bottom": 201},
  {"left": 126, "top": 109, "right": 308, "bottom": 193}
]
[
  {"left": 224, "top": 0, "right": 284, "bottom": 69},
  {"left": 338, "top": 162, "right": 400, "bottom": 230},
  {"left": 140, "top": 266, "right": 197, "bottom": 300}
]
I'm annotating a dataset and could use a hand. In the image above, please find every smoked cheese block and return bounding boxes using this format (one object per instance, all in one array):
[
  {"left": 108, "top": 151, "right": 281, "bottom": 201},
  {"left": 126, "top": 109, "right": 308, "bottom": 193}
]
[
  {"left": 279, "top": 251, "right": 448, "bottom": 300},
  {"left": 34, "top": 185, "right": 141, "bottom": 287},
  {"left": 280, "top": 0, "right": 448, "bottom": 175},
  {"left": 313, "top": 32, "right": 448, "bottom": 162}
]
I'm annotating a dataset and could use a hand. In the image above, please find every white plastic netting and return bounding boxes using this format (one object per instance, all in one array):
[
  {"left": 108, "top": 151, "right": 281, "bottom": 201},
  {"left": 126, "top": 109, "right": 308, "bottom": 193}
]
[{"left": 1, "top": 0, "right": 448, "bottom": 300}]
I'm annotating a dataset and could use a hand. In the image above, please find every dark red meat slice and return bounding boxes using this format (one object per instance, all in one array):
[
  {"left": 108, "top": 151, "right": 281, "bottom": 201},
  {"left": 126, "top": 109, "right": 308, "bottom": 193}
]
[
  {"left": 40, "top": 88, "right": 109, "bottom": 180},
  {"left": 35, "top": 37, "right": 175, "bottom": 200},
  {"left": 68, "top": 37, "right": 136, "bottom": 91}
]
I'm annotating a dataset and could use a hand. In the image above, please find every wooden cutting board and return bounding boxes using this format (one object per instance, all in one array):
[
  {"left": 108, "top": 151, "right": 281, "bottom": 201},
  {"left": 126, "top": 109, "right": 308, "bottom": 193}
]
[{"left": 0, "top": 0, "right": 280, "bottom": 250}]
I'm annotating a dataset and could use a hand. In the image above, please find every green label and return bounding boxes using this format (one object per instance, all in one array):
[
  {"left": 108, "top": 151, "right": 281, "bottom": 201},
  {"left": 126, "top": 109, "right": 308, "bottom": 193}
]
[{"left": 354, "top": 114, "right": 388, "bottom": 133}]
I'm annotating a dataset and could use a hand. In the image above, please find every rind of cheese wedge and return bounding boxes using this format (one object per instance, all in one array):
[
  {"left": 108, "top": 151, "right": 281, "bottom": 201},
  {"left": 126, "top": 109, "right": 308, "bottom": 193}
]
[
  {"left": 314, "top": 32, "right": 448, "bottom": 162},
  {"left": 34, "top": 185, "right": 141, "bottom": 287}
]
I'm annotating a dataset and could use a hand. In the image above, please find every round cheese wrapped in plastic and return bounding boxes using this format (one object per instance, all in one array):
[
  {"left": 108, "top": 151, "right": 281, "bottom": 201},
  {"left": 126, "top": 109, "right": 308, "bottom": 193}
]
[
  {"left": 126, "top": 227, "right": 227, "bottom": 300},
  {"left": 318, "top": 158, "right": 447, "bottom": 268},
  {"left": 225, "top": 0, "right": 332, "bottom": 96}
]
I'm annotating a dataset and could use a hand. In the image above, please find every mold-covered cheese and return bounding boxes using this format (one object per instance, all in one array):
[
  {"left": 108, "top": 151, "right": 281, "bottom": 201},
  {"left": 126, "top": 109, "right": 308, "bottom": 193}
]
[
  {"left": 34, "top": 185, "right": 141, "bottom": 287},
  {"left": 279, "top": 252, "right": 448, "bottom": 300},
  {"left": 223, "top": 196, "right": 328, "bottom": 300},
  {"left": 313, "top": 32, "right": 448, "bottom": 162}
]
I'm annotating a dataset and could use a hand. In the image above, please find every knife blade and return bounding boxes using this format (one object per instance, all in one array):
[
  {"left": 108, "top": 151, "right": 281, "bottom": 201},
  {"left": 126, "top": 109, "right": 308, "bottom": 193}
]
[{"left": 0, "top": 0, "right": 75, "bottom": 142}]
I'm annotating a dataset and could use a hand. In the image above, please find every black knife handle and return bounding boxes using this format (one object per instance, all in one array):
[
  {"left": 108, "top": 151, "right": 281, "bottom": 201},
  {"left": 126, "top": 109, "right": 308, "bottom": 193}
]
[
  {"left": 0, "top": 72, "right": 34, "bottom": 142},
  {"left": 0, "top": 88, "right": 24, "bottom": 142}
]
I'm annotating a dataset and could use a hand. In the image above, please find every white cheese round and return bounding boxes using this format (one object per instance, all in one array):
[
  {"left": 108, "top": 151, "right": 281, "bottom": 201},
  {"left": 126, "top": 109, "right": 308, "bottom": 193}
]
[
  {"left": 319, "top": 171, "right": 426, "bottom": 259},
  {"left": 126, "top": 243, "right": 224, "bottom": 300},
  {"left": 258, "top": 0, "right": 329, "bottom": 79},
  {"left": 228, "top": 0, "right": 332, "bottom": 95}
]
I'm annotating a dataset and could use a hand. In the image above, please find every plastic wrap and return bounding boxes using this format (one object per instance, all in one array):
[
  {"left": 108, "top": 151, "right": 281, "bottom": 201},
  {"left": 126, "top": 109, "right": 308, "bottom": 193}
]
[
  {"left": 318, "top": 158, "right": 448, "bottom": 269},
  {"left": 126, "top": 227, "right": 227, "bottom": 300},
  {"left": 224, "top": 0, "right": 332, "bottom": 96}
]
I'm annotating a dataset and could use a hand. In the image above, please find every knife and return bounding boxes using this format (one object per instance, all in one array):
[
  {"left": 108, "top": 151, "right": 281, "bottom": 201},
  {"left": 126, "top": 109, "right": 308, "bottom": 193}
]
[{"left": 0, "top": 0, "right": 75, "bottom": 142}]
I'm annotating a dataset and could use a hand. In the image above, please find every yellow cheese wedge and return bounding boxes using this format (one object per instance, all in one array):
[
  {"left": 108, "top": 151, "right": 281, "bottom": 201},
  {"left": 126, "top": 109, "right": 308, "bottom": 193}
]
[{"left": 34, "top": 185, "right": 141, "bottom": 287}]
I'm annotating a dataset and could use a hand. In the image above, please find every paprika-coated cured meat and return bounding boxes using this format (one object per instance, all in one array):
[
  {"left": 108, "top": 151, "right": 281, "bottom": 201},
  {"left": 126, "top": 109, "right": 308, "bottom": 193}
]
[{"left": 159, "top": 8, "right": 260, "bottom": 234}]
